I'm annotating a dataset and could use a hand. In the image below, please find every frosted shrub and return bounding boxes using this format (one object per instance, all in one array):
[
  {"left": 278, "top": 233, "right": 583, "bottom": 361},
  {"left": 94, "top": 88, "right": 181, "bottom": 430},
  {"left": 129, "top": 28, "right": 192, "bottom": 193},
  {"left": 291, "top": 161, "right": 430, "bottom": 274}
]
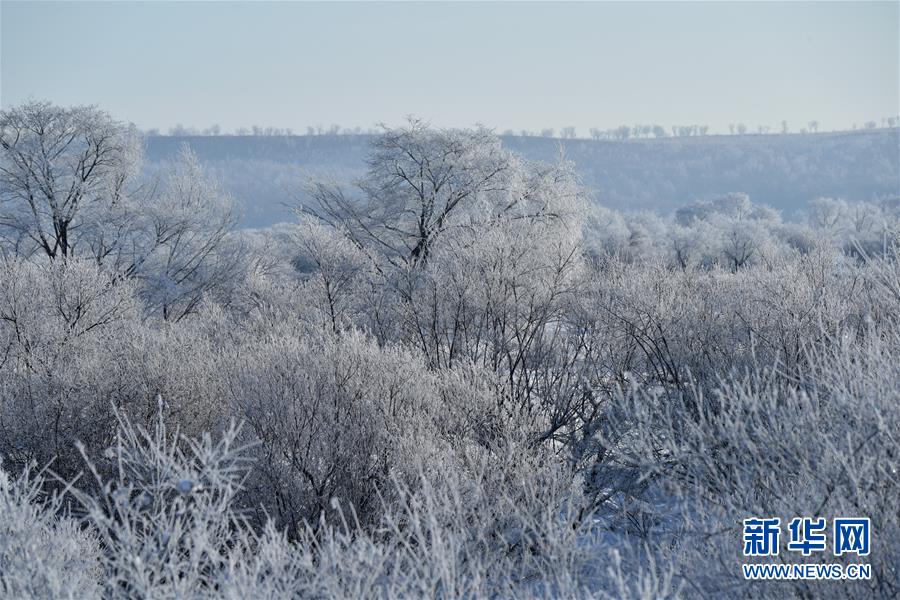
[
  {"left": 600, "top": 322, "right": 900, "bottom": 597},
  {"left": 0, "top": 257, "right": 141, "bottom": 478},
  {"left": 68, "top": 410, "right": 255, "bottom": 598},
  {"left": 1, "top": 411, "right": 679, "bottom": 599},
  {"left": 0, "top": 463, "right": 102, "bottom": 599},
  {"left": 579, "top": 246, "right": 863, "bottom": 396},
  {"left": 271, "top": 436, "right": 635, "bottom": 599},
  {"left": 220, "top": 329, "right": 444, "bottom": 534}
]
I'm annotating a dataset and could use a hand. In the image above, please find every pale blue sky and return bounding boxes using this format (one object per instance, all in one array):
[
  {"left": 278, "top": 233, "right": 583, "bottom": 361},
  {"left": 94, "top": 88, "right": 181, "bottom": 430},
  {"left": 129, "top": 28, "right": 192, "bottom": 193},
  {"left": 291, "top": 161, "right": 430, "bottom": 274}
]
[{"left": 2, "top": 1, "right": 897, "bottom": 134}]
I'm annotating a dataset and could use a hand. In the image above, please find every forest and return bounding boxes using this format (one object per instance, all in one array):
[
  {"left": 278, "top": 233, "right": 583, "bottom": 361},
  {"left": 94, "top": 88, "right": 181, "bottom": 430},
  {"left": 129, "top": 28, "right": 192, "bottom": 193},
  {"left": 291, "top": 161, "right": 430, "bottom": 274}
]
[{"left": 1, "top": 101, "right": 898, "bottom": 598}]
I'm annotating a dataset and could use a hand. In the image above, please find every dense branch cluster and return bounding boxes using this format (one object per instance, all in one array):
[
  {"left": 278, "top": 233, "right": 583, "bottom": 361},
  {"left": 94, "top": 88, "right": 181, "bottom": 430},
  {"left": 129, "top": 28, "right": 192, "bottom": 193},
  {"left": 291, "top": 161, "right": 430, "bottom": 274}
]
[{"left": 1, "top": 102, "right": 898, "bottom": 598}]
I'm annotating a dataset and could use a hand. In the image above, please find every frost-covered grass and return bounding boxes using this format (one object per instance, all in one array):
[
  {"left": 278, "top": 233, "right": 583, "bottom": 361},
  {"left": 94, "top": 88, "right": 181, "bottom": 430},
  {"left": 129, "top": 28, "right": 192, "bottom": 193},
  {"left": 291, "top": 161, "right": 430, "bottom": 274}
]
[{"left": 0, "top": 411, "right": 682, "bottom": 598}]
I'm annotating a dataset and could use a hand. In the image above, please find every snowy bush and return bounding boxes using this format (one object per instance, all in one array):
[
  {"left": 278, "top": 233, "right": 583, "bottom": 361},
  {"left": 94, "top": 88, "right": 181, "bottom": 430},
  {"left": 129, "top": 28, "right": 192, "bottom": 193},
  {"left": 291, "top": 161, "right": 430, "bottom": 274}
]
[
  {"left": 598, "top": 321, "right": 900, "bottom": 598},
  {"left": 0, "top": 463, "right": 102, "bottom": 599}
]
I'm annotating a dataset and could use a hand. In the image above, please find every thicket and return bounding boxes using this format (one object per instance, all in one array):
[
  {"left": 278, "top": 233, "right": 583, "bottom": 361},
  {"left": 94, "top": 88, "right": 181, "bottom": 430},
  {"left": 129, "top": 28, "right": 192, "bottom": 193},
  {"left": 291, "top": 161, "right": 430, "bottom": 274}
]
[{"left": 1, "top": 103, "right": 897, "bottom": 598}]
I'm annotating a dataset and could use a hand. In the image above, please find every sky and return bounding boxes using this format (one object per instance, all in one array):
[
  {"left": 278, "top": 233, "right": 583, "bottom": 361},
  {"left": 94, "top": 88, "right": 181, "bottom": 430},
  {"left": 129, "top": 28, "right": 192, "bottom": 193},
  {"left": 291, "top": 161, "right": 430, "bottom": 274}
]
[{"left": 2, "top": 1, "right": 898, "bottom": 135}]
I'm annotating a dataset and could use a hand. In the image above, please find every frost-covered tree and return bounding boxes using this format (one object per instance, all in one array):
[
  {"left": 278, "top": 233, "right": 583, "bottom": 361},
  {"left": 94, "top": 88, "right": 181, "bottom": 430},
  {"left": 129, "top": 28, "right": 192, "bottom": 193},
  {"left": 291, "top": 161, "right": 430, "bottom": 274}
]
[
  {"left": 0, "top": 101, "right": 141, "bottom": 260},
  {"left": 671, "top": 193, "right": 779, "bottom": 270},
  {"left": 0, "top": 102, "right": 239, "bottom": 320},
  {"left": 302, "top": 119, "right": 586, "bottom": 376},
  {"left": 306, "top": 120, "right": 534, "bottom": 269},
  {"left": 128, "top": 146, "right": 239, "bottom": 321},
  {"left": 296, "top": 121, "right": 594, "bottom": 454},
  {"left": 808, "top": 196, "right": 848, "bottom": 234}
]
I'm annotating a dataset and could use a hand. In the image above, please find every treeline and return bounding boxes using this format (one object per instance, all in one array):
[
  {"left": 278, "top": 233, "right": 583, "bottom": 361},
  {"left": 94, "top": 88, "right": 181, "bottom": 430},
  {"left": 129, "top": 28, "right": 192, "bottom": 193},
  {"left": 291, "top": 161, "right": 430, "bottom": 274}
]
[
  {"left": 503, "top": 117, "right": 900, "bottom": 139},
  {"left": 146, "top": 116, "right": 900, "bottom": 140},
  {"left": 148, "top": 123, "right": 382, "bottom": 137}
]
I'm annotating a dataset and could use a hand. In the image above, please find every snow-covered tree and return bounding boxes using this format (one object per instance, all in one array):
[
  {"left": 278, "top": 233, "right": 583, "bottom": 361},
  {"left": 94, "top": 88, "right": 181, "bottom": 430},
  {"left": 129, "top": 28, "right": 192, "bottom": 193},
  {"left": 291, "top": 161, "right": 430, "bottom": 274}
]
[
  {"left": 128, "top": 146, "right": 240, "bottom": 321},
  {"left": 0, "top": 101, "right": 141, "bottom": 260}
]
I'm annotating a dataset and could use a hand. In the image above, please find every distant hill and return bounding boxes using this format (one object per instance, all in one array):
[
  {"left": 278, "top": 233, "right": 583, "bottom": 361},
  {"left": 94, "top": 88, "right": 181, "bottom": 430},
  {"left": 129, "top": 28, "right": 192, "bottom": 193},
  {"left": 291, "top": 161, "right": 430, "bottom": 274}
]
[{"left": 145, "top": 130, "right": 900, "bottom": 228}]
